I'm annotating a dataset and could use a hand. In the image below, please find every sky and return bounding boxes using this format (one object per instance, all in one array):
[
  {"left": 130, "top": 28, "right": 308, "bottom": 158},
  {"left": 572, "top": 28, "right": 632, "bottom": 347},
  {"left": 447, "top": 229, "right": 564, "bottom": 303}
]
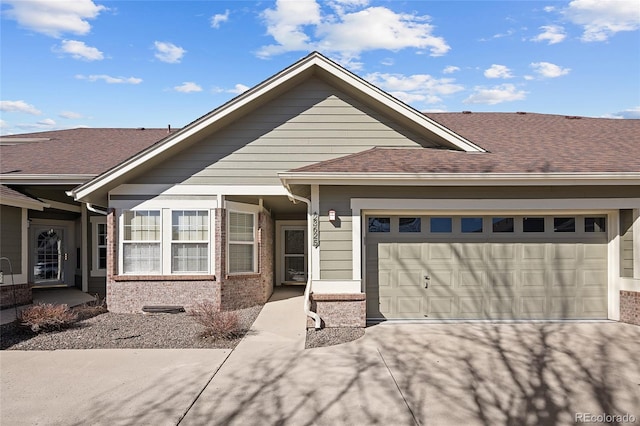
[{"left": 1, "top": 0, "right": 639, "bottom": 135}]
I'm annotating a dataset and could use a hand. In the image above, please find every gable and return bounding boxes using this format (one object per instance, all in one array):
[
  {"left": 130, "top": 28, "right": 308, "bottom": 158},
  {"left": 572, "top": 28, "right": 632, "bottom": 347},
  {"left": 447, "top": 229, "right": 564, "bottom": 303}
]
[{"left": 130, "top": 78, "right": 438, "bottom": 187}]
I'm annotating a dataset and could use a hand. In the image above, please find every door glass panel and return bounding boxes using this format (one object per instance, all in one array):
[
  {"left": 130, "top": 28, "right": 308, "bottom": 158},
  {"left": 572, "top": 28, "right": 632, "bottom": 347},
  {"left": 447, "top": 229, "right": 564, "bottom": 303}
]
[
  {"left": 34, "top": 229, "right": 62, "bottom": 282},
  {"left": 285, "top": 230, "right": 305, "bottom": 254},
  {"left": 285, "top": 257, "right": 306, "bottom": 282},
  {"left": 399, "top": 217, "right": 421, "bottom": 233}
]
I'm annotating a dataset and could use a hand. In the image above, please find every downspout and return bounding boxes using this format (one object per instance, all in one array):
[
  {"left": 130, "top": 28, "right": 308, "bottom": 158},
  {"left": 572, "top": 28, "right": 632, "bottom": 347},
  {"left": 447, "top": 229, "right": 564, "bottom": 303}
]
[{"left": 283, "top": 183, "right": 322, "bottom": 329}]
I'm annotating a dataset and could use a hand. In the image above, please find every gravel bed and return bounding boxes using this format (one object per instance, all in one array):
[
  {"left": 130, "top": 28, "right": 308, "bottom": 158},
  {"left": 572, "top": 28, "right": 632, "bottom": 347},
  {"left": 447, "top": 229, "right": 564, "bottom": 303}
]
[
  {"left": 1, "top": 305, "right": 263, "bottom": 351},
  {"left": 305, "top": 327, "right": 365, "bottom": 349}
]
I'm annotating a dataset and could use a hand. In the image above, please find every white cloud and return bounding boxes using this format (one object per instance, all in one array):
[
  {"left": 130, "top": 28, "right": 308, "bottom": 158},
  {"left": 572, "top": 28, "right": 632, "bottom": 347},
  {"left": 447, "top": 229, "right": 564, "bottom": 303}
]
[
  {"left": 174, "top": 82, "right": 203, "bottom": 93},
  {"left": 75, "top": 74, "right": 142, "bottom": 84},
  {"left": 544, "top": 6, "right": 556, "bottom": 13},
  {"left": 211, "top": 10, "right": 230, "bottom": 28},
  {"left": 228, "top": 84, "right": 250, "bottom": 95},
  {"left": 530, "top": 62, "right": 571, "bottom": 78},
  {"left": 605, "top": 106, "right": 640, "bottom": 119},
  {"left": 37, "top": 118, "right": 56, "bottom": 126},
  {"left": 154, "top": 41, "right": 186, "bottom": 64},
  {"left": 531, "top": 25, "right": 566, "bottom": 44},
  {"left": 365, "top": 72, "right": 464, "bottom": 105},
  {"left": 3, "top": 0, "right": 106, "bottom": 38},
  {"left": 564, "top": 0, "right": 640, "bottom": 42},
  {"left": 463, "top": 84, "right": 527, "bottom": 105},
  {"left": 0, "top": 100, "right": 42, "bottom": 115},
  {"left": 484, "top": 64, "right": 513, "bottom": 79},
  {"left": 56, "top": 40, "right": 104, "bottom": 61},
  {"left": 257, "top": 1, "right": 450, "bottom": 64},
  {"left": 443, "top": 65, "right": 460, "bottom": 74},
  {"left": 59, "top": 111, "right": 83, "bottom": 119},
  {"left": 0, "top": 119, "right": 9, "bottom": 128}
]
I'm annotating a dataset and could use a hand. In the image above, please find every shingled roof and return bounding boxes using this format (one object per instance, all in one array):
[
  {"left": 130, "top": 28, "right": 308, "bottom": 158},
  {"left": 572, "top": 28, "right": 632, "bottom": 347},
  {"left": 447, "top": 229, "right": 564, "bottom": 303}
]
[
  {"left": 0, "top": 128, "right": 172, "bottom": 176},
  {"left": 290, "top": 113, "right": 640, "bottom": 174}
]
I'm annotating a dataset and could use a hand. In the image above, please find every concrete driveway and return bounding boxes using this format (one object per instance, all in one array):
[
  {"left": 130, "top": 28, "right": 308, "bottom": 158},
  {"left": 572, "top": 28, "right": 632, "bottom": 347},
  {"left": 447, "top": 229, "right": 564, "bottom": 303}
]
[{"left": 2, "top": 289, "right": 639, "bottom": 426}]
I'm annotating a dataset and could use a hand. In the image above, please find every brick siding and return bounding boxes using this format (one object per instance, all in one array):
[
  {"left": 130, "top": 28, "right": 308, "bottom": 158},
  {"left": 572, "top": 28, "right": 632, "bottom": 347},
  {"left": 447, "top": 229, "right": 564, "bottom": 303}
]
[
  {"left": 620, "top": 290, "right": 640, "bottom": 326},
  {"left": 0, "top": 283, "right": 32, "bottom": 309},
  {"left": 105, "top": 207, "right": 274, "bottom": 313},
  {"left": 307, "top": 293, "right": 366, "bottom": 328}
]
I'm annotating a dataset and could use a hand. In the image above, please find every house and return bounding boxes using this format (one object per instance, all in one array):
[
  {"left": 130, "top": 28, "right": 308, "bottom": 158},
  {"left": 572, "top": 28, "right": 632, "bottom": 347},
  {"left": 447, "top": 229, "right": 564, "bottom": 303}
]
[{"left": 1, "top": 52, "right": 639, "bottom": 326}]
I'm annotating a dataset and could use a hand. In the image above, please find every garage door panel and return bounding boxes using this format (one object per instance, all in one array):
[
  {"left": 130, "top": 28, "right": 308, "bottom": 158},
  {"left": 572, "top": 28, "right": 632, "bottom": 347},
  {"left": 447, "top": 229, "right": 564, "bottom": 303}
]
[
  {"left": 582, "top": 297, "right": 607, "bottom": 316},
  {"left": 459, "top": 270, "right": 484, "bottom": 288},
  {"left": 553, "top": 244, "right": 578, "bottom": 260},
  {"left": 457, "top": 243, "right": 484, "bottom": 259},
  {"left": 397, "top": 297, "right": 422, "bottom": 315},
  {"left": 459, "top": 297, "right": 484, "bottom": 316},
  {"left": 489, "top": 297, "right": 515, "bottom": 316},
  {"left": 583, "top": 270, "right": 606, "bottom": 287},
  {"left": 399, "top": 244, "right": 422, "bottom": 259},
  {"left": 426, "top": 297, "right": 455, "bottom": 316},
  {"left": 552, "top": 270, "right": 577, "bottom": 288},
  {"left": 522, "top": 270, "right": 546, "bottom": 287},
  {"left": 429, "top": 244, "right": 453, "bottom": 259},
  {"left": 489, "top": 270, "right": 517, "bottom": 287},
  {"left": 520, "top": 297, "right": 546, "bottom": 317},
  {"left": 584, "top": 244, "right": 607, "bottom": 259},
  {"left": 491, "top": 244, "right": 516, "bottom": 259},
  {"left": 522, "top": 244, "right": 546, "bottom": 260}
]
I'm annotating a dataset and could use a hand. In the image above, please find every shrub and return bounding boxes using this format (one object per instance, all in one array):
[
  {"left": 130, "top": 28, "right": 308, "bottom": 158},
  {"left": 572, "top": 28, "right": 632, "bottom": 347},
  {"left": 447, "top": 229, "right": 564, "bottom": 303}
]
[
  {"left": 189, "top": 301, "right": 241, "bottom": 339},
  {"left": 19, "top": 303, "right": 78, "bottom": 333},
  {"left": 73, "top": 294, "right": 108, "bottom": 320}
]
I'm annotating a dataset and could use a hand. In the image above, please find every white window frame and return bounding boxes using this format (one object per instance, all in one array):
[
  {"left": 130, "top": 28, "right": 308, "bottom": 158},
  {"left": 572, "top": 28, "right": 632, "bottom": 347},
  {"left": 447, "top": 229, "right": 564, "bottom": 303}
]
[
  {"left": 170, "top": 210, "right": 210, "bottom": 274},
  {"left": 121, "top": 210, "right": 162, "bottom": 275},
  {"left": 90, "top": 216, "right": 107, "bottom": 277},
  {"left": 114, "top": 198, "right": 217, "bottom": 276},
  {"left": 226, "top": 201, "right": 261, "bottom": 275}
]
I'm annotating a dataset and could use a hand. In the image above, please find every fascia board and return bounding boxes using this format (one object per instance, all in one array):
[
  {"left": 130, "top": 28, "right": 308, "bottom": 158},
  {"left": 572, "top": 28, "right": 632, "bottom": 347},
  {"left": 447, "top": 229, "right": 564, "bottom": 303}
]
[
  {"left": 279, "top": 172, "right": 640, "bottom": 186},
  {"left": 0, "top": 196, "right": 49, "bottom": 211}
]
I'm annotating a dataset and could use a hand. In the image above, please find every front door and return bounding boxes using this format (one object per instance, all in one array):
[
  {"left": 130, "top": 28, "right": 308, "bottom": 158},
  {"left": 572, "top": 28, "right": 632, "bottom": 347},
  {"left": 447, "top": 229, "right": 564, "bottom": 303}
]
[
  {"left": 31, "top": 225, "right": 71, "bottom": 286},
  {"left": 281, "top": 226, "right": 307, "bottom": 284}
]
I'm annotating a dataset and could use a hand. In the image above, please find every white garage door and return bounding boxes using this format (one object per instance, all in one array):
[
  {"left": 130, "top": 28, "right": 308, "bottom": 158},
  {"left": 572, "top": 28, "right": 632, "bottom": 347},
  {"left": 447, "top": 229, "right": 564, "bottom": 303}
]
[{"left": 366, "top": 215, "right": 608, "bottom": 320}]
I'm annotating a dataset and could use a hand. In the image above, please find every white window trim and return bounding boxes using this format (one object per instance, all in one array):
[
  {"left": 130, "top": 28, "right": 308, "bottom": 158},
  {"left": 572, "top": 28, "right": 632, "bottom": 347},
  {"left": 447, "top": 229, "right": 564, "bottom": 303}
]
[
  {"left": 115, "top": 198, "right": 217, "bottom": 276},
  {"left": 226, "top": 201, "right": 261, "bottom": 275},
  {"left": 169, "top": 210, "right": 211, "bottom": 274},
  {"left": 90, "top": 216, "right": 107, "bottom": 277}
]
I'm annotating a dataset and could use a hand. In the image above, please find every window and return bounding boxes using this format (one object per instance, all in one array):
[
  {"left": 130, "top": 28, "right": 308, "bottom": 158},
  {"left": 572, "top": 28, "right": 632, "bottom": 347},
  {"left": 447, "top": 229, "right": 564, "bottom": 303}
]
[
  {"left": 585, "top": 217, "right": 606, "bottom": 233},
  {"left": 228, "top": 211, "right": 256, "bottom": 273},
  {"left": 492, "top": 217, "right": 514, "bottom": 233},
  {"left": 461, "top": 217, "right": 483, "bottom": 233},
  {"left": 430, "top": 217, "right": 452, "bottom": 233},
  {"left": 399, "top": 217, "right": 421, "bottom": 233},
  {"left": 90, "top": 217, "right": 107, "bottom": 276},
  {"left": 368, "top": 217, "right": 390, "bottom": 233},
  {"left": 523, "top": 217, "right": 545, "bottom": 232},
  {"left": 554, "top": 217, "right": 575, "bottom": 232},
  {"left": 171, "top": 210, "right": 209, "bottom": 273},
  {"left": 122, "top": 210, "right": 161, "bottom": 274}
]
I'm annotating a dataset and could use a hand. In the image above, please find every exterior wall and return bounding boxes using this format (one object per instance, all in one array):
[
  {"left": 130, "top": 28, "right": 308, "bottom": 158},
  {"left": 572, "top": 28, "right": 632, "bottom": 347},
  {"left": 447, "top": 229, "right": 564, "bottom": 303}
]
[
  {"left": 129, "top": 77, "right": 432, "bottom": 187},
  {"left": 620, "top": 209, "right": 635, "bottom": 278},
  {"left": 620, "top": 290, "right": 640, "bottom": 326},
  {"left": 308, "top": 293, "right": 366, "bottom": 328},
  {"left": 220, "top": 210, "right": 274, "bottom": 310},
  {"left": 318, "top": 185, "right": 640, "bottom": 281},
  {"left": 0, "top": 283, "right": 31, "bottom": 309},
  {"left": 0, "top": 205, "right": 22, "bottom": 275}
]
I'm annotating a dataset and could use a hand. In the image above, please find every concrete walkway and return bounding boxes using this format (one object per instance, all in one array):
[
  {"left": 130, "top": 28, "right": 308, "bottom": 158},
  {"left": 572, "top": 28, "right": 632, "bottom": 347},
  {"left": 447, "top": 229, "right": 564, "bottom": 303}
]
[{"left": 1, "top": 287, "right": 96, "bottom": 325}]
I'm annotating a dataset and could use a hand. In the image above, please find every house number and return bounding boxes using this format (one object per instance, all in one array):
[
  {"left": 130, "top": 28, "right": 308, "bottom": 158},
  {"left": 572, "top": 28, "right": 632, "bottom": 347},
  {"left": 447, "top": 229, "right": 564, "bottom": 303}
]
[{"left": 312, "top": 212, "right": 320, "bottom": 248}]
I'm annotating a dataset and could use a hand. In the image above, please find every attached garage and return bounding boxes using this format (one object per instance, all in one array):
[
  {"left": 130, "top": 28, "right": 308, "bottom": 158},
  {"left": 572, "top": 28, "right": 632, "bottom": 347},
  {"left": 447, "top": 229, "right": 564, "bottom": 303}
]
[{"left": 365, "top": 215, "right": 609, "bottom": 320}]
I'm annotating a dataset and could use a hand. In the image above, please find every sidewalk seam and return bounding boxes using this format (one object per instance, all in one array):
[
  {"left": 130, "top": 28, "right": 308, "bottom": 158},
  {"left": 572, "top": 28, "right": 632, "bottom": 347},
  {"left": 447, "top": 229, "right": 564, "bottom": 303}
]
[
  {"left": 175, "top": 348, "right": 233, "bottom": 425},
  {"left": 377, "top": 348, "right": 420, "bottom": 426}
]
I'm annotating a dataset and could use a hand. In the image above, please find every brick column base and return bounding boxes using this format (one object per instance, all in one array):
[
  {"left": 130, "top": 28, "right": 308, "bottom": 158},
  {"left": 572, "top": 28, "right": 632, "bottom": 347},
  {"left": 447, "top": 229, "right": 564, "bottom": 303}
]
[
  {"left": 620, "top": 290, "right": 640, "bottom": 326},
  {"left": 307, "top": 293, "right": 366, "bottom": 328}
]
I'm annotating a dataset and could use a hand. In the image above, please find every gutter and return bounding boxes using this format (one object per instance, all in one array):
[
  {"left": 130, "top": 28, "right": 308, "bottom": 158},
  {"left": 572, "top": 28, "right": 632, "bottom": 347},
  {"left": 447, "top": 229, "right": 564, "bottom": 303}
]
[
  {"left": 283, "top": 184, "right": 322, "bottom": 330},
  {"left": 86, "top": 203, "right": 108, "bottom": 215}
]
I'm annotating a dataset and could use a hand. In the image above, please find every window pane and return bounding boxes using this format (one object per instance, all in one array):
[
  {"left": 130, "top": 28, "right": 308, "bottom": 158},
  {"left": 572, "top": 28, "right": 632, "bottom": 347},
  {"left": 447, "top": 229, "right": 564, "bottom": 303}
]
[
  {"left": 285, "top": 257, "right": 306, "bottom": 282},
  {"left": 229, "top": 212, "right": 254, "bottom": 242},
  {"left": 523, "top": 217, "right": 545, "bottom": 232},
  {"left": 585, "top": 217, "right": 606, "bottom": 232},
  {"left": 399, "top": 218, "right": 421, "bottom": 233},
  {"left": 492, "top": 217, "right": 514, "bottom": 233},
  {"left": 461, "top": 217, "right": 483, "bottom": 233},
  {"left": 228, "top": 244, "right": 254, "bottom": 273},
  {"left": 123, "top": 243, "right": 160, "bottom": 273},
  {"left": 368, "top": 217, "right": 390, "bottom": 233},
  {"left": 98, "top": 247, "right": 107, "bottom": 269},
  {"left": 123, "top": 210, "right": 160, "bottom": 241},
  {"left": 97, "top": 223, "right": 107, "bottom": 245},
  {"left": 430, "top": 217, "right": 452, "bottom": 233},
  {"left": 554, "top": 217, "right": 575, "bottom": 232},
  {"left": 172, "top": 243, "right": 208, "bottom": 273},
  {"left": 172, "top": 210, "right": 208, "bottom": 241}
]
